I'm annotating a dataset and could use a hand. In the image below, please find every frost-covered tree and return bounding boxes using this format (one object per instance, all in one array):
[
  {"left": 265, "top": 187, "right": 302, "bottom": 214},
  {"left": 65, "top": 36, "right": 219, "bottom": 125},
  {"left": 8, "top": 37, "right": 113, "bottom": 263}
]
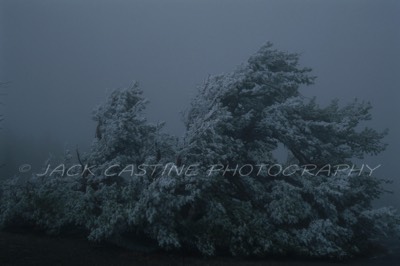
[
  {"left": 0, "top": 82, "right": 177, "bottom": 242},
  {"left": 0, "top": 44, "right": 398, "bottom": 259},
  {"left": 70, "top": 82, "right": 178, "bottom": 241},
  {"left": 175, "top": 42, "right": 398, "bottom": 257}
]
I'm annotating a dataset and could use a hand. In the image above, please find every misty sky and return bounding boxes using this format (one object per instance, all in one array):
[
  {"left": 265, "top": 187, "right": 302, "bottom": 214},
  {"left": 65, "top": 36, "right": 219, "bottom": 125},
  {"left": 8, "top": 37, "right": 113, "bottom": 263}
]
[{"left": 1, "top": 0, "right": 399, "bottom": 206}]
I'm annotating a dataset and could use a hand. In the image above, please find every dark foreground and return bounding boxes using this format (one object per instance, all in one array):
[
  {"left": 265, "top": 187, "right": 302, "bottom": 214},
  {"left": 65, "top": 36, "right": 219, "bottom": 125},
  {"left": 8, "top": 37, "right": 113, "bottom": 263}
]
[{"left": 1, "top": 231, "right": 399, "bottom": 266}]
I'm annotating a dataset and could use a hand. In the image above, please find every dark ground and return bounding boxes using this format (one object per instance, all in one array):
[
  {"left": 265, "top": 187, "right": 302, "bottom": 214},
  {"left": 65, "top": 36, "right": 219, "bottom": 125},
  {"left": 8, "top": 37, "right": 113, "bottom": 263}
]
[{"left": 0, "top": 231, "right": 399, "bottom": 266}]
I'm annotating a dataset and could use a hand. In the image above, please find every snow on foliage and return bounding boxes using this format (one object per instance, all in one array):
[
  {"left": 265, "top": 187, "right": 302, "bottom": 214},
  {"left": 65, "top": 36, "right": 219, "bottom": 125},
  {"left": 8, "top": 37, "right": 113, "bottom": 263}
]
[{"left": 0, "top": 43, "right": 398, "bottom": 258}]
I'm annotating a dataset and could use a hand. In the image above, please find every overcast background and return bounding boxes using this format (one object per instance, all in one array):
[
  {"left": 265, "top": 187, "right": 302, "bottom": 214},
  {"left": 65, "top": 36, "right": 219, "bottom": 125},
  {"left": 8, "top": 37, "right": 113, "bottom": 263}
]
[{"left": 1, "top": 0, "right": 399, "bottom": 207}]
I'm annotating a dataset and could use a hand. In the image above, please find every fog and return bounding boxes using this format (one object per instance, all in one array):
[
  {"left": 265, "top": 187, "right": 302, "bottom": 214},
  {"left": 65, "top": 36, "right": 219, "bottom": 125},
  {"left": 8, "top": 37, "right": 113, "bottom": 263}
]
[{"left": 1, "top": 0, "right": 399, "bottom": 207}]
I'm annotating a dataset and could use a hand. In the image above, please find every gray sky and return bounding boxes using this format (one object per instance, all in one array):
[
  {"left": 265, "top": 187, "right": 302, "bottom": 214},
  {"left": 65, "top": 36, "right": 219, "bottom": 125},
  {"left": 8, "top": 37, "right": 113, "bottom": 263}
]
[{"left": 1, "top": 0, "right": 399, "bottom": 206}]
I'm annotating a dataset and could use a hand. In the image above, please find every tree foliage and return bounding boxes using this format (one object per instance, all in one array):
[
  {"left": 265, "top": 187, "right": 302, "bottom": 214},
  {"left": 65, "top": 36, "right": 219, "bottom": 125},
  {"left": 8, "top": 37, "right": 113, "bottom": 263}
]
[{"left": 0, "top": 43, "right": 398, "bottom": 258}]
